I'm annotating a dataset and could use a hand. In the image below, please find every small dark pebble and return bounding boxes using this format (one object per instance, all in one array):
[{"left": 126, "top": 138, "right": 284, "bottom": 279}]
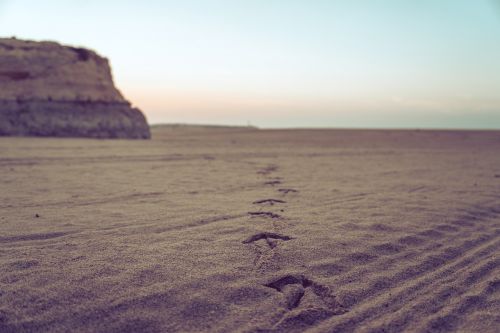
[{"left": 35, "top": 214, "right": 40, "bottom": 218}]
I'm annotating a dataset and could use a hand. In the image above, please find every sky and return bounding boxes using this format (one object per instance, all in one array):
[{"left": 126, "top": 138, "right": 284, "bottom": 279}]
[{"left": 1, "top": 0, "right": 500, "bottom": 128}]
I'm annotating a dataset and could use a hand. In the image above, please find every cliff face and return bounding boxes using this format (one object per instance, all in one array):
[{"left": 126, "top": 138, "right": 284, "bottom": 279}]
[{"left": 0, "top": 38, "right": 150, "bottom": 139}]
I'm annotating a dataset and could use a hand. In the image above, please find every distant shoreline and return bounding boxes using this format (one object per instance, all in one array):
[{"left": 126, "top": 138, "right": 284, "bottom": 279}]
[
  {"left": 150, "top": 123, "right": 500, "bottom": 132},
  {"left": 150, "top": 123, "right": 258, "bottom": 129}
]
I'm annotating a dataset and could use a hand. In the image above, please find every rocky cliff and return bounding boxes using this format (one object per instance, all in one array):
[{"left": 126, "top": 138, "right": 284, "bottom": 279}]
[{"left": 0, "top": 38, "right": 150, "bottom": 138}]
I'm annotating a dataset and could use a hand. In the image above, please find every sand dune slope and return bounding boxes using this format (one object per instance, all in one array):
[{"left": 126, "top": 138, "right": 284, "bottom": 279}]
[{"left": 0, "top": 128, "right": 499, "bottom": 332}]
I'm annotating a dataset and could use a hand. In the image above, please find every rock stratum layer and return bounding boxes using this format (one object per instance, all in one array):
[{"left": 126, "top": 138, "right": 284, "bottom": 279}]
[{"left": 0, "top": 38, "right": 150, "bottom": 139}]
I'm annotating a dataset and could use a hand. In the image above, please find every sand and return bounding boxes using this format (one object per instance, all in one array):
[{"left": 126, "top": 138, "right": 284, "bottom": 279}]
[{"left": 0, "top": 127, "right": 499, "bottom": 332}]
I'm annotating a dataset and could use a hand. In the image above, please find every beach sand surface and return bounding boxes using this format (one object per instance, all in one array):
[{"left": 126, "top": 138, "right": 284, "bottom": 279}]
[{"left": 0, "top": 127, "right": 499, "bottom": 332}]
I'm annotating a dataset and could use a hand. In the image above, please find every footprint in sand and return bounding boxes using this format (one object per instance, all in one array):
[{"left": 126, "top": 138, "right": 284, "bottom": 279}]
[
  {"left": 253, "top": 199, "right": 286, "bottom": 206},
  {"left": 257, "top": 165, "right": 279, "bottom": 175},
  {"left": 248, "top": 211, "right": 282, "bottom": 219},
  {"left": 243, "top": 232, "right": 293, "bottom": 249},
  {"left": 278, "top": 188, "right": 298, "bottom": 194},
  {"left": 264, "top": 180, "right": 282, "bottom": 186},
  {"left": 264, "top": 274, "right": 344, "bottom": 312}
]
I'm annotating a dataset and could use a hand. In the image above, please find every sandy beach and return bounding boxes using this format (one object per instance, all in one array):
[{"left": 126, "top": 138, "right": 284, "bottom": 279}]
[{"left": 0, "top": 126, "right": 499, "bottom": 332}]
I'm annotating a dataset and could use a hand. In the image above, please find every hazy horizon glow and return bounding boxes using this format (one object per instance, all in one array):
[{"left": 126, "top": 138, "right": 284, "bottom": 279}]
[{"left": 1, "top": 0, "right": 500, "bottom": 128}]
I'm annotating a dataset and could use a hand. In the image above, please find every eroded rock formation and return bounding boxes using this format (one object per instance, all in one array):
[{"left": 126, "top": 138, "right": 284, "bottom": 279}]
[{"left": 0, "top": 38, "right": 150, "bottom": 138}]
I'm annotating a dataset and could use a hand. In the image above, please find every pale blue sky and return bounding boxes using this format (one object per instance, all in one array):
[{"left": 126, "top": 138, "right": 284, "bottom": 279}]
[{"left": 1, "top": 0, "right": 500, "bottom": 128}]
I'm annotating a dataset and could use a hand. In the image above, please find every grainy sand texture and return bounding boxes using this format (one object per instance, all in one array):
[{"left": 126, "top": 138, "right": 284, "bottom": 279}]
[{"left": 1, "top": 127, "right": 499, "bottom": 332}]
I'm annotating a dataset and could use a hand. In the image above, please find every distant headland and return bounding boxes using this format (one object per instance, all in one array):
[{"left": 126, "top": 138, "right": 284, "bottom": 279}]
[{"left": 0, "top": 38, "right": 150, "bottom": 139}]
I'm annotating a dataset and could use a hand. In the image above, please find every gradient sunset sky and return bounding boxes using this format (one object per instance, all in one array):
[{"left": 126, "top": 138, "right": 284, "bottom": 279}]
[{"left": 1, "top": 0, "right": 500, "bottom": 128}]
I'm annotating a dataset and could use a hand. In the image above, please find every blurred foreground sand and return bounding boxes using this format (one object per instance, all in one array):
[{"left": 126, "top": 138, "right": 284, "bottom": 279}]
[{"left": 0, "top": 127, "right": 499, "bottom": 332}]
